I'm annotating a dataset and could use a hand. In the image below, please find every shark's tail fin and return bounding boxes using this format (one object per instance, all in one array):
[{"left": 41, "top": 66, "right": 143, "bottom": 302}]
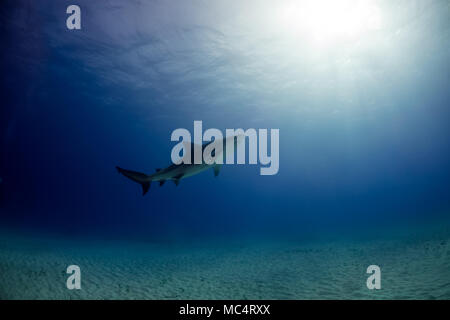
[{"left": 116, "top": 166, "right": 151, "bottom": 195}]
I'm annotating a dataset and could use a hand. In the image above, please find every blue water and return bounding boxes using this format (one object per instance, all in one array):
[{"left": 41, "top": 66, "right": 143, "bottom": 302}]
[{"left": 0, "top": 1, "right": 449, "bottom": 246}]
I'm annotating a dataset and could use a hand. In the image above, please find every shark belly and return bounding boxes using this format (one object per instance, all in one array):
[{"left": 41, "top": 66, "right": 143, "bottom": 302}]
[
  {"left": 150, "top": 163, "right": 212, "bottom": 181},
  {"left": 179, "top": 164, "right": 212, "bottom": 179}
]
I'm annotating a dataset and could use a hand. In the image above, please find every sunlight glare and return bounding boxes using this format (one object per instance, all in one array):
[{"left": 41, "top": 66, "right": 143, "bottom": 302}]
[{"left": 277, "top": 0, "right": 382, "bottom": 44}]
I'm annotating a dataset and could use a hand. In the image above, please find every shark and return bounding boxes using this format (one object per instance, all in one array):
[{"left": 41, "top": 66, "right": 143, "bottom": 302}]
[{"left": 116, "top": 134, "right": 243, "bottom": 195}]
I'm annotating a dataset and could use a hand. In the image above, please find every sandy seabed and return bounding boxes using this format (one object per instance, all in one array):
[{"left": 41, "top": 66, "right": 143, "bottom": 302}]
[{"left": 0, "top": 227, "right": 449, "bottom": 300}]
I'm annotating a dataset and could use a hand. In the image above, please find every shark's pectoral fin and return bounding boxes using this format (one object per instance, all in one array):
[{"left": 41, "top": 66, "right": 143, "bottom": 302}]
[
  {"left": 213, "top": 164, "right": 222, "bottom": 177},
  {"left": 159, "top": 180, "right": 166, "bottom": 186},
  {"left": 173, "top": 174, "right": 183, "bottom": 186}
]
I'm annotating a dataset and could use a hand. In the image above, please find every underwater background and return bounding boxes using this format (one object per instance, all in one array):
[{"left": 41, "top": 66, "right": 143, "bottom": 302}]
[{"left": 0, "top": 0, "right": 449, "bottom": 299}]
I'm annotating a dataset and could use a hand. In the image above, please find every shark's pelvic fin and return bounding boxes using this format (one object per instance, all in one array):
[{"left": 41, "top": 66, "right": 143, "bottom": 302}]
[
  {"left": 155, "top": 168, "right": 161, "bottom": 172},
  {"left": 159, "top": 180, "right": 166, "bottom": 186},
  {"left": 116, "top": 166, "right": 151, "bottom": 196},
  {"left": 173, "top": 179, "right": 180, "bottom": 186},
  {"left": 213, "top": 164, "right": 222, "bottom": 177}
]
